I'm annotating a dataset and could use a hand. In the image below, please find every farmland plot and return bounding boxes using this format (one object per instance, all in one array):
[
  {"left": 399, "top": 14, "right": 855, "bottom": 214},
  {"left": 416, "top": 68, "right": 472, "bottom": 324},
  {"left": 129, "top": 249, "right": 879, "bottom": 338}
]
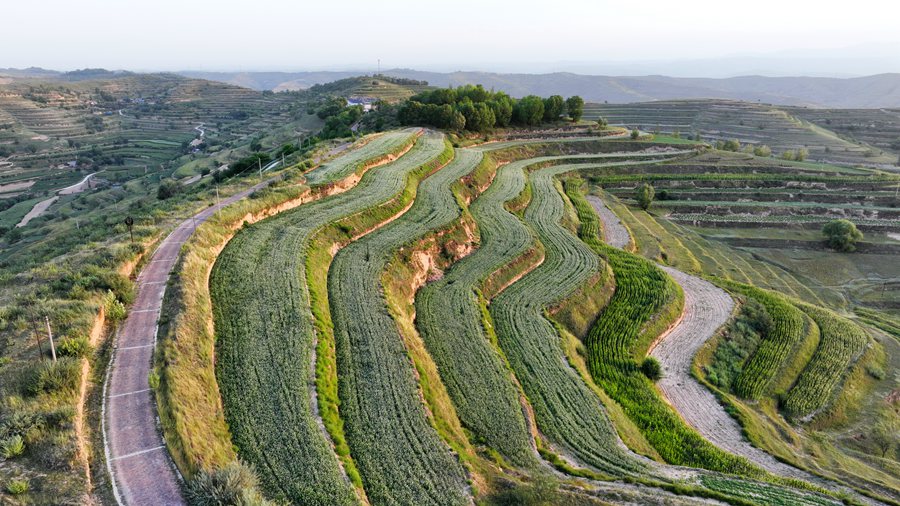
[
  {"left": 210, "top": 133, "right": 447, "bottom": 504},
  {"left": 305, "top": 128, "right": 419, "bottom": 184},
  {"left": 326, "top": 144, "right": 477, "bottom": 505},
  {"left": 783, "top": 304, "right": 870, "bottom": 420},
  {"left": 487, "top": 157, "right": 686, "bottom": 475}
]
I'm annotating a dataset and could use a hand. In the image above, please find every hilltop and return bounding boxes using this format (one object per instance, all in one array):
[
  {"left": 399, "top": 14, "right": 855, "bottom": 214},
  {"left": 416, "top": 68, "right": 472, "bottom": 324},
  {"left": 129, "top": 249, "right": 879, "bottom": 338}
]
[{"left": 173, "top": 68, "right": 900, "bottom": 108}]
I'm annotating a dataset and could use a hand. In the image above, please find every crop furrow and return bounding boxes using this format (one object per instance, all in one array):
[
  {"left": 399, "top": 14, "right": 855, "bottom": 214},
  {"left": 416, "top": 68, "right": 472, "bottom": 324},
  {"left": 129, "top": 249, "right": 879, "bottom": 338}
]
[
  {"left": 327, "top": 143, "right": 481, "bottom": 505},
  {"left": 210, "top": 131, "right": 440, "bottom": 505}
]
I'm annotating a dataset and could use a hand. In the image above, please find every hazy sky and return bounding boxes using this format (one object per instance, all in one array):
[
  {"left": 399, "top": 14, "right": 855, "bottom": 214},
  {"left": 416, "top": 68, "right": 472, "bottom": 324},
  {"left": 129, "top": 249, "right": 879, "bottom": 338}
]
[{"left": 4, "top": 0, "right": 899, "bottom": 76}]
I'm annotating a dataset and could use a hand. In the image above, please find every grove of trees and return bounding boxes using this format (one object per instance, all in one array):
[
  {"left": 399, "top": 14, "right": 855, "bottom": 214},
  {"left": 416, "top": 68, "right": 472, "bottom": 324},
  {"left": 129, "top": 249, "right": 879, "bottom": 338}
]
[{"left": 398, "top": 85, "right": 584, "bottom": 132}]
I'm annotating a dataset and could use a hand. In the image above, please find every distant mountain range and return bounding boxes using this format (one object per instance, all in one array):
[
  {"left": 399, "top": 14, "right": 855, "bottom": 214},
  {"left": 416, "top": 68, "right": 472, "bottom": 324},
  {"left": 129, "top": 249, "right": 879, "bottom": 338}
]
[
  {"left": 178, "top": 69, "right": 900, "bottom": 109},
  {"left": 4, "top": 67, "right": 900, "bottom": 108}
]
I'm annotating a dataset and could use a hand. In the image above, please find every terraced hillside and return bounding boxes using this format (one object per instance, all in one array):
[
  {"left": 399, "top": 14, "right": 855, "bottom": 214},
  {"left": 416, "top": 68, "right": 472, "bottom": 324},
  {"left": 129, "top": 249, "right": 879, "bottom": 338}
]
[
  {"left": 787, "top": 107, "right": 900, "bottom": 161},
  {"left": 584, "top": 100, "right": 896, "bottom": 166},
  {"left": 183, "top": 127, "right": 899, "bottom": 505}
]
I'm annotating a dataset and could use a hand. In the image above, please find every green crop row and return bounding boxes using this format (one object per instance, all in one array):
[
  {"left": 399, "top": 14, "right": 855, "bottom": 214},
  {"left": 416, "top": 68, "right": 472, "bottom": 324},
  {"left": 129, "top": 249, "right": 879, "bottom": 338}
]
[
  {"left": 489, "top": 161, "right": 652, "bottom": 476},
  {"left": 716, "top": 282, "right": 810, "bottom": 400},
  {"left": 587, "top": 172, "right": 899, "bottom": 184},
  {"left": 783, "top": 304, "right": 870, "bottom": 419},
  {"left": 854, "top": 307, "right": 900, "bottom": 340},
  {"left": 304, "top": 128, "right": 419, "bottom": 185},
  {"left": 210, "top": 133, "right": 446, "bottom": 504},
  {"left": 415, "top": 149, "right": 540, "bottom": 469},
  {"left": 699, "top": 477, "right": 843, "bottom": 506},
  {"left": 325, "top": 136, "right": 473, "bottom": 505}
]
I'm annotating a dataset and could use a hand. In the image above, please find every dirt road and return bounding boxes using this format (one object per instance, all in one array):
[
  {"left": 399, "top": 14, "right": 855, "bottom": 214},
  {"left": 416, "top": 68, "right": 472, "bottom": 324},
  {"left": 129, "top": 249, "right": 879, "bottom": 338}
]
[
  {"left": 103, "top": 143, "right": 352, "bottom": 505},
  {"left": 586, "top": 195, "right": 804, "bottom": 476}
]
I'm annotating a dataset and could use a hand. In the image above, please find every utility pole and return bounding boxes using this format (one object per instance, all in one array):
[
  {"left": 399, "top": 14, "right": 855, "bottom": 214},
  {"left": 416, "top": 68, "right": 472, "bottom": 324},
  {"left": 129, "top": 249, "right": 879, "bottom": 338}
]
[
  {"left": 258, "top": 157, "right": 262, "bottom": 180},
  {"left": 45, "top": 316, "right": 57, "bottom": 362},
  {"left": 28, "top": 309, "right": 44, "bottom": 361},
  {"left": 282, "top": 152, "right": 285, "bottom": 169}
]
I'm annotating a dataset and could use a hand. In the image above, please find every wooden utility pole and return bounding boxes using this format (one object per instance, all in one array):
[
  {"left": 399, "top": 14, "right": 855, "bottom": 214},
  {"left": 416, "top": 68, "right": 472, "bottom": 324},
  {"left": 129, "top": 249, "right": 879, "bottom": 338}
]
[
  {"left": 45, "top": 316, "right": 57, "bottom": 362},
  {"left": 28, "top": 310, "right": 44, "bottom": 361},
  {"left": 258, "top": 157, "right": 262, "bottom": 179}
]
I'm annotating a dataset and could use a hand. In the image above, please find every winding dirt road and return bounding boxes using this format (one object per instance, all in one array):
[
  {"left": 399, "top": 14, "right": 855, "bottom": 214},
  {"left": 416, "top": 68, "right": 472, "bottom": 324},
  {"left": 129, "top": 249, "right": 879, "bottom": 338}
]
[{"left": 586, "top": 195, "right": 803, "bottom": 476}]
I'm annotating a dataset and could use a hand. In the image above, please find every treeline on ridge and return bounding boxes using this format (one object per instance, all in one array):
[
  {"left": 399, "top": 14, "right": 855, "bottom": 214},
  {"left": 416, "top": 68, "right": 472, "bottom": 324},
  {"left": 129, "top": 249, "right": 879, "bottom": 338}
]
[{"left": 398, "top": 85, "right": 584, "bottom": 132}]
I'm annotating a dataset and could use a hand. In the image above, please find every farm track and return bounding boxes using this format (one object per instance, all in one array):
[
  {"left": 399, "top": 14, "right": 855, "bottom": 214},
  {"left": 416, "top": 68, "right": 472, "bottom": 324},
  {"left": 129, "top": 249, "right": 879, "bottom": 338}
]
[
  {"left": 103, "top": 177, "right": 296, "bottom": 506},
  {"left": 587, "top": 195, "right": 888, "bottom": 505},
  {"left": 210, "top": 131, "right": 432, "bottom": 505},
  {"left": 326, "top": 147, "right": 478, "bottom": 505},
  {"left": 103, "top": 138, "right": 362, "bottom": 506}
]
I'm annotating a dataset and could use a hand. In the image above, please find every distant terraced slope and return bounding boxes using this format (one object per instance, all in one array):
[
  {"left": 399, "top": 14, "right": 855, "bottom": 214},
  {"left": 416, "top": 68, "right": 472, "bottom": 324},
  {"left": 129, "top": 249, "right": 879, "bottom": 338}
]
[{"left": 583, "top": 100, "right": 895, "bottom": 166}]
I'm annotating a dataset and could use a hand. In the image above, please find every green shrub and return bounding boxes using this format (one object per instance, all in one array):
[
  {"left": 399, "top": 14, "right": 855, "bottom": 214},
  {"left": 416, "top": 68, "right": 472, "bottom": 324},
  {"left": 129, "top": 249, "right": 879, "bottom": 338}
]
[
  {"left": 185, "top": 461, "right": 271, "bottom": 506},
  {"left": 58, "top": 336, "right": 90, "bottom": 357},
  {"left": 865, "top": 363, "right": 886, "bottom": 380},
  {"left": 5, "top": 479, "right": 28, "bottom": 495},
  {"left": 1, "top": 435, "right": 25, "bottom": 458},
  {"left": 104, "top": 290, "right": 127, "bottom": 322},
  {"left": 641, "top": 357, "right": 662, "bottom": 381},
  {"left": 24, "top": 358, "right": 81, "bottom": 396}
]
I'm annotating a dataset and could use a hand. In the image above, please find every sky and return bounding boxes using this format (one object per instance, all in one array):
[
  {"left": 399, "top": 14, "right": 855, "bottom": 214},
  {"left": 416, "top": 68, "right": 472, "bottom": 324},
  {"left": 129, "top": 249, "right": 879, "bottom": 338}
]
[{"left": 3, "top": 0, "right": 900, "bottom": 77}]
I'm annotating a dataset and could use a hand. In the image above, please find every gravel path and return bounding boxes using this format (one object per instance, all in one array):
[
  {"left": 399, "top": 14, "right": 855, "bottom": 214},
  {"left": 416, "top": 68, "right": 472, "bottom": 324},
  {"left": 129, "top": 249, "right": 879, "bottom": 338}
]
[
  {"left": 650, "top": 266, "right": 794, "bottom": 473},
  {"left": 586, "top": 195, "right": 630, "bottom": 249},
  {"left": 16, "top": 195, "right": 58, "bottom": 227},
  {"left": 103, "top": 144, "right": 352, "bottom": 505}
]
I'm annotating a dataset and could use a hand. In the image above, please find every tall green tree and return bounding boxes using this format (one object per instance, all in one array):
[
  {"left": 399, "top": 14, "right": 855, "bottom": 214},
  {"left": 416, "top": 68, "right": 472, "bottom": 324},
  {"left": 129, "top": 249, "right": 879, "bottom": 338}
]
[
  {"left": 542, "top": 95, "right": 565, "bottom": 121},
  {"left": 636, "top": 183, "right": 655, "bottom": 210},
  {"left": 458, "top": 100, "right": 496, "bottom": 132},
  {"left": 488, "top": 94, "right": 514, "bottom": 127},
  {"left": 513, "top": 96, "right": 545, "bottom": 126},
  {"left": 565, "top": 96, "right": 584, "bottom": 122}
]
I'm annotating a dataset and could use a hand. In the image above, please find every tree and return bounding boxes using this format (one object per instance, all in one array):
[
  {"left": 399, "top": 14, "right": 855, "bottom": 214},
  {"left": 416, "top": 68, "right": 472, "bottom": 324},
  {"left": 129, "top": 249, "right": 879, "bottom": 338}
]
[
  {"left": 869, "top": 407, "right": 898, "bottom": 459},
  {"left": 795, "top": 147, "right": 809, "bottom": 161},
  {"left": 596, "top": 117, "right": 608, "bottom": 130},
  {"left": 630, "top": 129, "right": 640, "bottom": 140},
  {"left": 488, "top": 94, "right": 514, "bottom": 127},
  {"left": 157, "top": 179, "right": 181, "bottom": 200},
  {"left": 542, "top": 95, "right": 565, "bottom": 121},
  {"left": 722, "top": 139, "right": 741, "bottom": 152},
  {"left": 636, "top": 183, "right": 655, "bottom": 210},
  {"left": 753, "top": 145, "right": 772, "bottom": 157},
  {"left": 458, "top": 100, "right": 496, "bottom": 132},
  {"left": 822, "top": 219, "right": 863, "bottom": 252},
  {"left": 513, "top": 96, "right": 545, "bottom": 126},
  {"left": 565, "top": 96, "right": 584, "bottom": 122}
]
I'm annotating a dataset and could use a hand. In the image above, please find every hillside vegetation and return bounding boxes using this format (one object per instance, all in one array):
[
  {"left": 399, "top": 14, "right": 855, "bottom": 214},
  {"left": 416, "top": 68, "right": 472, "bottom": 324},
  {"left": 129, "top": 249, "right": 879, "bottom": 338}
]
[{"left": 1, "top": 74, "right": 897, "bottom": 505}]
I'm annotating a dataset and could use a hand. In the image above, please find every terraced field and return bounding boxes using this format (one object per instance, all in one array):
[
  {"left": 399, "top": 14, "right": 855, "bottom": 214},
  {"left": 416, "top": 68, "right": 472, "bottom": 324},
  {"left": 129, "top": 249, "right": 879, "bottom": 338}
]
[
  {"left": 584, "top": 99, "right": 895, "bottom": 166},
  {"left": 210, "top": 130, "right": 432, "bottom": 504},
  {"left": 193, "top": 128, "right": 897, "bottom": 505}
]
